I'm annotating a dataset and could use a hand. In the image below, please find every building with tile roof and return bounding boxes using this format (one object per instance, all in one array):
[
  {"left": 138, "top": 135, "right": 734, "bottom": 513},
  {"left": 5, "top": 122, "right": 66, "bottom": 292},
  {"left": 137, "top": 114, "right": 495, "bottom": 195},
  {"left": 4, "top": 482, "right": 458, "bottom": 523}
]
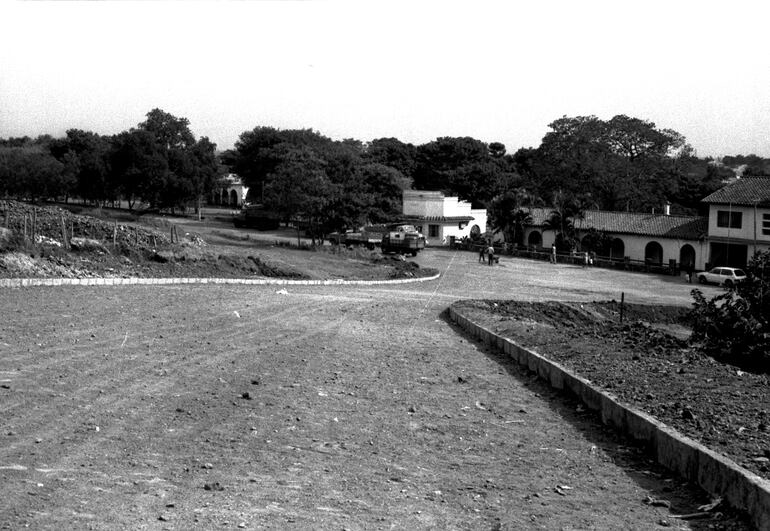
[
  {"left": 700, "top": 177, "right": 770, "bottom": 268},
  {"left": 401, "top": 190, "right": 487, "bottom": 246},
  {"left": 522, "top": 207, "right": 708, "bottom": 270},
  {"left": 515, "top": 177, "right": 770, "bottom": 270}
]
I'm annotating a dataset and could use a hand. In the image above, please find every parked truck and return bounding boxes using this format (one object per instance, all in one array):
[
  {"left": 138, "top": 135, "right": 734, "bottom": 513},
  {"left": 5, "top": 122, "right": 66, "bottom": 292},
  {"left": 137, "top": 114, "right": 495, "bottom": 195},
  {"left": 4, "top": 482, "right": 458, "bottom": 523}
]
[
  {"left": 327, "top": 227, "right": 385, "bottom": 249},
  {"left": 329, "top": 224, "right": 426, "bottom": 255},
  {"left": 380, "top": 224, "right": 426, "bottom": 256}
]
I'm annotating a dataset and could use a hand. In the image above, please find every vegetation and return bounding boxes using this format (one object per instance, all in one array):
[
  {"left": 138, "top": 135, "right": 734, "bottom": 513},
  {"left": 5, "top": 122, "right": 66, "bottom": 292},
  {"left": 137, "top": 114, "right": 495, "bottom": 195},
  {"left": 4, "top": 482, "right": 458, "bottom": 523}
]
[
  {"left": 2, "top": 110, "right": 765, "bottom": 245},
  {"left": 690, "top": 250, "right": 770, "bottom": 372}
]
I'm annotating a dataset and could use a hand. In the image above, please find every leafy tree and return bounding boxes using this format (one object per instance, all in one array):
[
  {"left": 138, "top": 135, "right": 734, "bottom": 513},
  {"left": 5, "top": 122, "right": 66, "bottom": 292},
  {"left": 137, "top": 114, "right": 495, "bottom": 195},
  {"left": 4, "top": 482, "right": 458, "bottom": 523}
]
[
  {"left": 364, "top": 138, "right": 418, "bottom": 180},
  {"left": 263, "top": 145, "right": 332, "bottom": 244},
  {"left": 0, "top": 147, "right": 64, "bottom": 200},
  {"left": 49, "top": 129, "right": 112, "bottom": 203},
  {"left": 414, "top": 136, "right": 506, "bottom": 207},
  {"left": 526, "top": 115, "right": 693, "bottom": 212},
  {"left": 109, "top": 129, "right": 169, "bottom": 209},
  {"left": 690, "top": 250, "right": 770, "bottom": 372},
  {"left": 488, "top": 188, "right": 536, "bottom": 246}
]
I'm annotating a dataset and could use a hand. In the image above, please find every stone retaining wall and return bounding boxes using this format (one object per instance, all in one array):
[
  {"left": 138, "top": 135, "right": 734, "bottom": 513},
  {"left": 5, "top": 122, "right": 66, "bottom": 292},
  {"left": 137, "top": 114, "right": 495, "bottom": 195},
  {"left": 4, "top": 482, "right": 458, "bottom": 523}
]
[{"left": 449, "top": 304, "right": 770, "bottom": 530}]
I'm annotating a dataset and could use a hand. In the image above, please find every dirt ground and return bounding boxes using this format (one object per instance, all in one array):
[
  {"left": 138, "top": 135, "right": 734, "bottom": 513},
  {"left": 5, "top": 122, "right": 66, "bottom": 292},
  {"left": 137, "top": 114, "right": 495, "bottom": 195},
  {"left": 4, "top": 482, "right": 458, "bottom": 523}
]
[
  {"left": 454, "top": 300, "right": 770, "bottom": 482},
  {"left": 0, "top": 245, "right": 758, "bottom": 529},
  {"left": 0, "top": 202, "right": 433, "bottom": 282}
]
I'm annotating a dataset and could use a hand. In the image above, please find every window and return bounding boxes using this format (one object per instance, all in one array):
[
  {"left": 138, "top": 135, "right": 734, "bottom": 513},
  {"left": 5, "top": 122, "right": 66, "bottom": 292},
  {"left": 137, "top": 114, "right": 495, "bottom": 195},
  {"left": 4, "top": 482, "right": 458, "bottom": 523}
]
[
  {"left": 716, "top": 210, "right": 742, "bottom": 229},
  {"left": 428, "top": 224, "right": 439, "bottom": 238},
  {"left": 763, "top": 213, "right": 770, "bottom": 236}
]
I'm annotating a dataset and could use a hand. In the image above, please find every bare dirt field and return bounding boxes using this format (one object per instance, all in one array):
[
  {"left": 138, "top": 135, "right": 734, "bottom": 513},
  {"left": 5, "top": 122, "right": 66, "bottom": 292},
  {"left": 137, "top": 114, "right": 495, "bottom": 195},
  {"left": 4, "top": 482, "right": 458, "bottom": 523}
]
[{"left": 0, "top": 245, "right": 757, "bottom": 530}]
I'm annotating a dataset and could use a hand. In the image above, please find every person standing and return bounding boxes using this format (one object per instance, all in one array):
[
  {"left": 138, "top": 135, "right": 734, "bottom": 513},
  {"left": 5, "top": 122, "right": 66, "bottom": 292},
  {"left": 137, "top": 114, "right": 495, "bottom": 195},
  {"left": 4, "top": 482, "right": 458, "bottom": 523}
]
[
  {"left": 551, "top": 243, "right": 557, "bottom": 264},
  {"left": 479, "top": 245, "right": 486, "bottom": 263},
  {"left": 487, "top": 244, "right": 495, "bottom": 266}
]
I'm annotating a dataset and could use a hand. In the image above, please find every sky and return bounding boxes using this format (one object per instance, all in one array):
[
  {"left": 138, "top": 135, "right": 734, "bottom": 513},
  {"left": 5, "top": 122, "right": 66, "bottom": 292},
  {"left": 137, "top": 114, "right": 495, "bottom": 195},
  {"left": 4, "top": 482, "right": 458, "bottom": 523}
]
[{"left": 1, "top": 0, "right": 769, "bottom": 158}]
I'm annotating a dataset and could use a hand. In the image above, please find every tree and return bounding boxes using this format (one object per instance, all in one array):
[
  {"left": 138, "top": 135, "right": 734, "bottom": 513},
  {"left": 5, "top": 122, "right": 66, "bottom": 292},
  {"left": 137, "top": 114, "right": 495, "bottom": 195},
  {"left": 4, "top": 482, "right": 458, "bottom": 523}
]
[
  {"left": 109, "top": 130, "right": 169, "bottom": 210},
  {"left": 414, "top": 136, "right": 506, "bottom": 207},
  {"left": 488, "top": 188, "right": 535, "bottom": 246},
  {"left": 690, "top": 249, "right": 770, "bottom": 372},
  {"left": 49, "top": 129, "right": 112, "bottom": 204},
  {"left": 263, "top": 145, "right": 332, "bottom": 245},
  {"left": 364, "top": 137, "right": 418, "bottom": 180},
  {"left": 526, "top": 115, "right": 694, "bottom": 212}
]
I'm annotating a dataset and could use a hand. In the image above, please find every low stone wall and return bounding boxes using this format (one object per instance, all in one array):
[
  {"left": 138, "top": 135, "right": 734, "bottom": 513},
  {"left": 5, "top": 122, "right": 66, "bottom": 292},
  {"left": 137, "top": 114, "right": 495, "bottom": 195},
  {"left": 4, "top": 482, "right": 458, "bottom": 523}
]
[
  {"left": 0, "top": 272, "right": 440, "bottom": 289},
  {"left": 449, "top": 304, "right": 770, "bottom": 531}
]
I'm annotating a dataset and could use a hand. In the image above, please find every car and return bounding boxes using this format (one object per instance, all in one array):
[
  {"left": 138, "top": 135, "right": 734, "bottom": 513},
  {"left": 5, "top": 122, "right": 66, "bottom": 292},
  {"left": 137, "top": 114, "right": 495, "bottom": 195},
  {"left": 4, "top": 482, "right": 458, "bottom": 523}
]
[{"left": 697, "top": 267, "right": 747, "bottom": 287}]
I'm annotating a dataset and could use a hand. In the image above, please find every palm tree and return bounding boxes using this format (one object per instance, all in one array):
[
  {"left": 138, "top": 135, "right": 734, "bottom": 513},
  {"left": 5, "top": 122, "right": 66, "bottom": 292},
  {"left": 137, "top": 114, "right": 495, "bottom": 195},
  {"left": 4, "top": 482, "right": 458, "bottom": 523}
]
[{"left": 489, "top": 188, "right": 535, "bottom": 247}]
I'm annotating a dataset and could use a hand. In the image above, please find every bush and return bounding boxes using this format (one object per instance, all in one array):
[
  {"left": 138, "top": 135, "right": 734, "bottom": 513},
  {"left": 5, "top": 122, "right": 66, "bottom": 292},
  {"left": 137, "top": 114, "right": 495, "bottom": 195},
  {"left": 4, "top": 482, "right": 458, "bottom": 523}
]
[{"left": 690, "top": 250, "right": 770, "bottom": 372}]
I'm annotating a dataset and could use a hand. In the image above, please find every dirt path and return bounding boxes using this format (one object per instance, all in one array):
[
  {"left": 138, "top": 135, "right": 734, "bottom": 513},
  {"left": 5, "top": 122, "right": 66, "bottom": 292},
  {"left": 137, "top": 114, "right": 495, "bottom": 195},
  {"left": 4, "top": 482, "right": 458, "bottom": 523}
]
[{"left": 0, "top": 249, "right": 749, "bottom": 529}]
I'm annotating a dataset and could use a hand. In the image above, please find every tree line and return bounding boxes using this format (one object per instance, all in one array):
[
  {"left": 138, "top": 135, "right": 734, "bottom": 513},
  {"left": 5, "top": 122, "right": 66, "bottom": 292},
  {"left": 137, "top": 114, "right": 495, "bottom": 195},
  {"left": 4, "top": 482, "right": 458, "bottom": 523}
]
[
  {"left": 0, "top": 109, "right": 219, "bottom": 212},
  {"left": 1, "top": 110, "right": 764, "bottom": 242}
]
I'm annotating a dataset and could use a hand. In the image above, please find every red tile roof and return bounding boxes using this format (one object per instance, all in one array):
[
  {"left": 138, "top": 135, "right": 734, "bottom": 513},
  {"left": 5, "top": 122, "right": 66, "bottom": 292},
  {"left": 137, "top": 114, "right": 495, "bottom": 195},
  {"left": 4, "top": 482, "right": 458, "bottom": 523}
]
[
  {"left": 527, "top": 208, "right": 707, "bottom": 239},
  {"left": 701, "top": 177, "right": 770, "bottom": 206}
]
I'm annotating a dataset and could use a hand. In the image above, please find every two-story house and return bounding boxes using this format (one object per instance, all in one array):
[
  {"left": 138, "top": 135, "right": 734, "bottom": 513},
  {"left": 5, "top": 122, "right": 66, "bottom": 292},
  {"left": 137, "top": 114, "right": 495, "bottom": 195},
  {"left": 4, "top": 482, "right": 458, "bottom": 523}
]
[{"left": 701, "top": 177, "right": 770, "bottom": 268}]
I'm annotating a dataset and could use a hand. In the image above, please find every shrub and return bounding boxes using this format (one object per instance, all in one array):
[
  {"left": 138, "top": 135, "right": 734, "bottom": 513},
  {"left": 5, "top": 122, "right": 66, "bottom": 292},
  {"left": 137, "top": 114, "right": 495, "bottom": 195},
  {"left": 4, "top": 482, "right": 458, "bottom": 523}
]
[{"left": 690, "top": 250, "right": 770, "bottom": 372}]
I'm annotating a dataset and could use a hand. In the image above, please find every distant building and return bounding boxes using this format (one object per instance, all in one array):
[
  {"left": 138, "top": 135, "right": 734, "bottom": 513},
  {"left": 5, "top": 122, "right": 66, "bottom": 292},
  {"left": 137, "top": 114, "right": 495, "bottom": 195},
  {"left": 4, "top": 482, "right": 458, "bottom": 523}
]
[
  {"left": 522, "top": 207, "right": 708, "bottom": 269},
  {"left": 701, "top": 177, "right": 770, "bottom": 267},
  {"left": 400, "top": 190, "right": 487, "bottom": 246},
  {"left": 210, "top": 173, "right": 249, "bottom": 208}
]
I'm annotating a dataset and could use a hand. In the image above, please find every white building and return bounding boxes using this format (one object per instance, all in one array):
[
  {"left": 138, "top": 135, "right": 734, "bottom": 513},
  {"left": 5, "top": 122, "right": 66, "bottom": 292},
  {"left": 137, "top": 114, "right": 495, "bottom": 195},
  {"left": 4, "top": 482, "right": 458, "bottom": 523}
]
[
  {"left": 210, "top": 173, "right": 249, "bottom": 208},
  {"left": 701, "top": 177, "right": 770, "bottom": 268},
  {"left": 400, "top": 190, "right": 487, "bottom": 246}
]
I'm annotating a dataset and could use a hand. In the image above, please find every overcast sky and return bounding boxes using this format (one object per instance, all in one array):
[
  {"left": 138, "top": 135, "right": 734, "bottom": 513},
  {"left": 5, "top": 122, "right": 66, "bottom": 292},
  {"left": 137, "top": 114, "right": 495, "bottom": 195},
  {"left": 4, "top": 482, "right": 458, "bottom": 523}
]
[{"left": 1, "top": 0, "right": 768, "bottom": 157}]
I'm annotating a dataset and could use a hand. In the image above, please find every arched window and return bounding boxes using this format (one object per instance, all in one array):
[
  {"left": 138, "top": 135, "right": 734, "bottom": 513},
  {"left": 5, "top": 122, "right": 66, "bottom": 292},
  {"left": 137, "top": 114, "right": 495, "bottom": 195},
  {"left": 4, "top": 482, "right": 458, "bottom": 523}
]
[{"left": 645, "top": 241, "right": 663, "bottom": 264}]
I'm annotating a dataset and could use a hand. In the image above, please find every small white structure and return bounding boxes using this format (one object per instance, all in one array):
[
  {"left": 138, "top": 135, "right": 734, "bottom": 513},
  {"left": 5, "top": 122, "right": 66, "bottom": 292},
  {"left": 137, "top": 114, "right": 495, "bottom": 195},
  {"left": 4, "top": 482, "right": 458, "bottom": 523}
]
[
  {"left": 401, "top": 190, "right": 487, "bottom": 246},
  {"left": 211, "top": 173, "right": 249, "bottom": 208}
]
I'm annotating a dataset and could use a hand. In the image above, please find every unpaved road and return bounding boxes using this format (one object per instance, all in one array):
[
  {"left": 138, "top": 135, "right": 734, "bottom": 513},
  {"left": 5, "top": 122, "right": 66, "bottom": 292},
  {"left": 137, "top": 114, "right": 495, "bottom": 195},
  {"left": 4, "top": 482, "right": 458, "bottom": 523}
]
[{"left": 0, "top": 248, "right": 748, "bottom": 530}]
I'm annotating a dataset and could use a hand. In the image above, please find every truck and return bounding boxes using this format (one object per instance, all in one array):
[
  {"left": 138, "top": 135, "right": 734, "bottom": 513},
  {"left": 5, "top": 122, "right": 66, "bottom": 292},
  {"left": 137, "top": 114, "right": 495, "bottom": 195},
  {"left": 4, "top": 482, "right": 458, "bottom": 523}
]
[
  {"left": 327, "top": 226, "right": 386, "bottom": 249},
  {"left": 232, "top": 204, "right": 280, "bottom": 230},
  {"left": 380, "top": 224, "right": 426, "bottom": 256}
]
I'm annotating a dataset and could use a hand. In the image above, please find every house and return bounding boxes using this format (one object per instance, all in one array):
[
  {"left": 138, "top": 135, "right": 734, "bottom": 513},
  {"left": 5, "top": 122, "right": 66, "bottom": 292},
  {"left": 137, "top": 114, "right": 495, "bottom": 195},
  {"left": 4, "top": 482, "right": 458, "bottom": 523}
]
[
  {"left": 522, "top": 207, "right": 708, "bottom": 269},
  {"left": 701, "top": 177, "right": 770, "bottom": 268},
  {"left": 210, "top": 173, "right": 249, "bottom": 208},
  {"left": 400, "top": 190, "right": 487, "bottom": 246}
]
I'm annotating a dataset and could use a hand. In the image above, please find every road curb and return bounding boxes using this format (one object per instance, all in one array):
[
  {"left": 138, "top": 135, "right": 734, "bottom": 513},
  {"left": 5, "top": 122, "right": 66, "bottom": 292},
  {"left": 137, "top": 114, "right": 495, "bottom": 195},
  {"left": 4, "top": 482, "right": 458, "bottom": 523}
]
[
  {"left": 449, "top": 304, "right": 770, "bottom": 530},
  {"left": 0, "top": 272, "right": 440, "bottom": 289}
]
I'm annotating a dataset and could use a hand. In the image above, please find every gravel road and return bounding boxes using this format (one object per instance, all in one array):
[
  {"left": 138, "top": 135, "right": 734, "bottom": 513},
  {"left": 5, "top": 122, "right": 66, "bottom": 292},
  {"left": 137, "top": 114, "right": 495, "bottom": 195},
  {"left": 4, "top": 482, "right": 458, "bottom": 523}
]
[{"left": 0, "top": 248, "right": 747, "bottom": 530}]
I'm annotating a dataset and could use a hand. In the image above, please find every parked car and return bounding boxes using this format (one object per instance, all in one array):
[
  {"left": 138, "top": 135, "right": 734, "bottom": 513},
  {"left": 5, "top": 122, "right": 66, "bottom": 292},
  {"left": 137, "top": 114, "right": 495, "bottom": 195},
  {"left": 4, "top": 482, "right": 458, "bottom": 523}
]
[{"left": 697, "top": 267, "right": 747, "bottom": 287}]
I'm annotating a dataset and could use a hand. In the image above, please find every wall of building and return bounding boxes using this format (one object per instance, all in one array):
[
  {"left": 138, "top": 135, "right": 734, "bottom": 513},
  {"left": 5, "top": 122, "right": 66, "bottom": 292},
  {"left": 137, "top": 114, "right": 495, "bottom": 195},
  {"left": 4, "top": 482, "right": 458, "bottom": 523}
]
[
  {"left": 708, "top": 204, "right": 770, "bottom": 245},
  {"left": 522, "top": 228, "right": 708, "bottom": 269},
  {"left": 403, "top": 191, "right": 445, "bottom": 217}
]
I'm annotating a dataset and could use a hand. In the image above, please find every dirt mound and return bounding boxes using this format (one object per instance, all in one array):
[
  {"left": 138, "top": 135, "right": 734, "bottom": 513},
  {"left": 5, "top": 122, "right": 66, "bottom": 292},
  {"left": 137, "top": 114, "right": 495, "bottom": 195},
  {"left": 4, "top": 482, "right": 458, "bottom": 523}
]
[
  {"left": 455, "top": 299, "right": 770, "bottom": 482},
  {"left": 0, "top": 200, "right": 169, "bottom": 251}
]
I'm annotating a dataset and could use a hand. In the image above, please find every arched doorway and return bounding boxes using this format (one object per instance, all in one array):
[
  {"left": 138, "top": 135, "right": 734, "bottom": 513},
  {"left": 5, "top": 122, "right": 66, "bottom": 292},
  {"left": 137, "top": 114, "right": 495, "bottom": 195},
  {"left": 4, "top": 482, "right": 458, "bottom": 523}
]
[
  {"left": 527, "top": 231, "right": 542, "bottom": 248},
  {"left": 229, "top": 189, "right": 238, "bottom": 206},
  {"left": 609, "top": 238, "right": 625, "bottom": 260},
  {"left": 679, "top": 244, "right": 695, "bottom": 268},
  {"left": 645, "top": 241, "right": 663, "bottom": 264}
]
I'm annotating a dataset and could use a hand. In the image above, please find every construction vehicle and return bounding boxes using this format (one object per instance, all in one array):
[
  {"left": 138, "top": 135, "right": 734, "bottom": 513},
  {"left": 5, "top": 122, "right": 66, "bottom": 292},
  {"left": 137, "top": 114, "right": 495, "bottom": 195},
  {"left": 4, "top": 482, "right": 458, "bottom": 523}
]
[
  {"left": 380, "top": 224, "right": 426, "bottom": 256},
  {"left": 327, "top": 227, "right": 383, "bottom": 249}
]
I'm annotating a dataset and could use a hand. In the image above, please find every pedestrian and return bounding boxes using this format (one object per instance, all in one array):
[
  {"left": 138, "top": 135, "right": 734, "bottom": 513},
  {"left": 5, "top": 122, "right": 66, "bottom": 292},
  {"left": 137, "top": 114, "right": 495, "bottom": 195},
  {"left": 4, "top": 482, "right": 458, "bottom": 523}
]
[
  {"left": 551, "top": 243, "right": 557, "bottom": 264},
  {"left": 478, "top": 245, "right": 486, "bottom": 263},
  {"left": 487, "top": 245, "right": 495, "bottom": 266},
  {"left": 583, "top": 251, "right": 589, "bottom": 268}
]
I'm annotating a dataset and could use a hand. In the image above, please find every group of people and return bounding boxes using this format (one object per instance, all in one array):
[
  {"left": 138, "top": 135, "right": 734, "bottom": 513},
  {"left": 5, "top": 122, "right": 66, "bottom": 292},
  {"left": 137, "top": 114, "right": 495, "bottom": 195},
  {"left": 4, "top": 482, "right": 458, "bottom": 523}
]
[{"left": 478, "top": 244, "right": 497, "bottom": 265}]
